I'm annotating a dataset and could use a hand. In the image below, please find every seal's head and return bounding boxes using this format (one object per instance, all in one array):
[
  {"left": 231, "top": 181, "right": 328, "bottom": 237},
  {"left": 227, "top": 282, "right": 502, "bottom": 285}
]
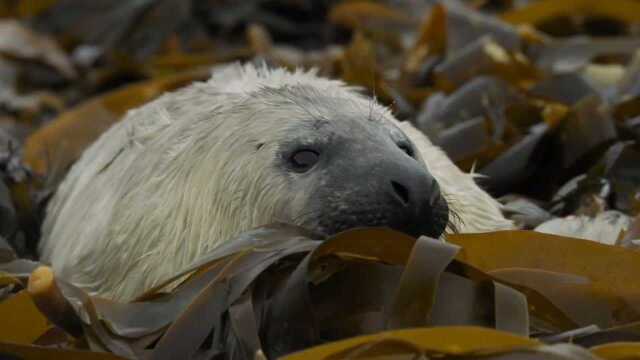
[
  {"left": 42, "top": 63, "right": 490, "bottom": 301},
  {"left": 170, "top": 63, "right": 451, "bottom": 242},
  {"left": 261, "top": 87, "right": 449, "bottom": 239}
]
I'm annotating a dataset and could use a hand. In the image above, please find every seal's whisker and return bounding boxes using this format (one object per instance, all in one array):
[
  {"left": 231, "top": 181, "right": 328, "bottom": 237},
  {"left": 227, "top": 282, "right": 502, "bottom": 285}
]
[{"left": 440, "top": 191, "right": 463, "bottom": 234}]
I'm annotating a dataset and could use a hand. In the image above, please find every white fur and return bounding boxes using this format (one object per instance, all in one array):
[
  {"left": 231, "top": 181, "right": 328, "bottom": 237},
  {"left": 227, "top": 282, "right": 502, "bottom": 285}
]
[{"left": 39, "top": 63, "right": 513, "bottom": 301}]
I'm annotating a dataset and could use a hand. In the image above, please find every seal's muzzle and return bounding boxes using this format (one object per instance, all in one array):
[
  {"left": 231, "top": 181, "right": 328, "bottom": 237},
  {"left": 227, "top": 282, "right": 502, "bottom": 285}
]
[{"left": 302, "top": 127, "right": 450, "bottom": 239}]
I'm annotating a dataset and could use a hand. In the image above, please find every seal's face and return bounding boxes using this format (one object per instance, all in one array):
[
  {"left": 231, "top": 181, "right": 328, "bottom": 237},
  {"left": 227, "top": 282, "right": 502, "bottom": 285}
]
[{"left": 262, "top": 87, "right": 449, "bottom": 239}]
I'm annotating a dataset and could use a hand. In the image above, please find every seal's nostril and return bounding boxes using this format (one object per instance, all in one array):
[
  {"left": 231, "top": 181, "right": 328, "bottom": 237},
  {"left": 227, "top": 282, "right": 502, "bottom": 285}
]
[{"left": 391, "top": 180, "right": 410, "bottom": 205}]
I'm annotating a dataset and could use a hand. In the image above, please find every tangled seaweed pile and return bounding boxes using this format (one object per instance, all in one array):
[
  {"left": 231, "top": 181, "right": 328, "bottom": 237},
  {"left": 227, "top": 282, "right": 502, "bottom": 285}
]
[
  {"left": 0, "top": 0, "right": 640, "bottom": 359},
  {"left": 5, "top": 225, "right": 640, "bottom": 359}
]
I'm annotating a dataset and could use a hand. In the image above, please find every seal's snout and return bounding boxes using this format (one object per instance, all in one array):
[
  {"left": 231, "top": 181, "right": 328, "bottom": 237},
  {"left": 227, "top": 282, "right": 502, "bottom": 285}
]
[
  {"left": 384, "top": 162, "right": 449, "bottom": 239},
  {"left": 389, "top": 171, "right": 443, "bottom": 209},
  {"left": 312, "top": 135, "right": 450, "bottom": 240}
]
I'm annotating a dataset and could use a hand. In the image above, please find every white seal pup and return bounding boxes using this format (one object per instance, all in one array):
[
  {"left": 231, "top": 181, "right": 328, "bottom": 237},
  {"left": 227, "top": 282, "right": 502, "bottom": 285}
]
[{"left": 39, "top": 63, "right": 513, "bottom": 301}]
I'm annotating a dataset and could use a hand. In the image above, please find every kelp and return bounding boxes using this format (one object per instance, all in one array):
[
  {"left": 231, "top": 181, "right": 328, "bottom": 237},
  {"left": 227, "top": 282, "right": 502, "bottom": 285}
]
[{"left": 0, "top": 226, "right": 638, "bottom": 358}]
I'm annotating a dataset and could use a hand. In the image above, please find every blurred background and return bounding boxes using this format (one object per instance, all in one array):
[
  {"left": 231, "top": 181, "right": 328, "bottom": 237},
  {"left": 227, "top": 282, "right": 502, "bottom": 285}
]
[{"left": 0, "top": 0, "right": 639, "bottom": 257}]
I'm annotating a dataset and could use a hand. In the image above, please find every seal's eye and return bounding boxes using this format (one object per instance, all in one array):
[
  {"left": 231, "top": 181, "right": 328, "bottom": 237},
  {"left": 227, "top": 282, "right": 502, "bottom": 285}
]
[
  {"left": 290, "top": 149, "right": 319, "bottom": 172},
  {"left": 398, "top": 142, "right": 414, "bottom": 158}
]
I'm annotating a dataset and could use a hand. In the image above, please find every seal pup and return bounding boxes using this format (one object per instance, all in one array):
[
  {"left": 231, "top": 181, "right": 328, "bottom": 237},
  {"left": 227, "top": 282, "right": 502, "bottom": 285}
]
[{"left": 39, "top": 63, "right": 513, "bottom": 301}]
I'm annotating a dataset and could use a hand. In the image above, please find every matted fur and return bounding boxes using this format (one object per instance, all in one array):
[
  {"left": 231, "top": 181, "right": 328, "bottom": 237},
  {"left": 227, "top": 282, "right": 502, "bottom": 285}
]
[{"left": 39, "top": 63, "right": 513, "bottom": 301}]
